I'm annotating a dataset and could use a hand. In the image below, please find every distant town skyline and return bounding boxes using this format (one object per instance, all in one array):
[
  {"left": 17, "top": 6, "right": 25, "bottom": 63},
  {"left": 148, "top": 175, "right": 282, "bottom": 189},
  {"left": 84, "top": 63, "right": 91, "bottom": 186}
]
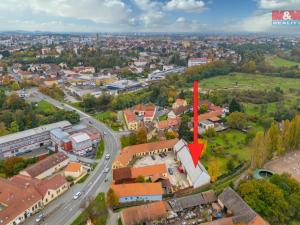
[{"left": 0, "top": 0, "right": 299, "bottom": 33}]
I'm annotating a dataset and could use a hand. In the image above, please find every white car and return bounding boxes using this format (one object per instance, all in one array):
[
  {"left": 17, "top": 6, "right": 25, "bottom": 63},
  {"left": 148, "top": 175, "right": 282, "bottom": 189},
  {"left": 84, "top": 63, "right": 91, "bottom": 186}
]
[
  {"left": 105, "top": 154, "right": 110, "bottom": 160},
  {"left": 73, "top": 191, "right": 81, "bottom": 200},
  {"left": 104, "top": 167, "right": 110, "bottom": 173},
  {"left": 35, "top": 214, "right": 44, "bottom": 223}
]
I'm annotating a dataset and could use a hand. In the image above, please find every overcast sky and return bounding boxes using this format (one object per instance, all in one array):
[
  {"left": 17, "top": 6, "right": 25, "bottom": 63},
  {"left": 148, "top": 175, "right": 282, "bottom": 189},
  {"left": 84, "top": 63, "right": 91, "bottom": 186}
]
[{"left": 0, "top": 0, "right": 299, "bottom": 33}]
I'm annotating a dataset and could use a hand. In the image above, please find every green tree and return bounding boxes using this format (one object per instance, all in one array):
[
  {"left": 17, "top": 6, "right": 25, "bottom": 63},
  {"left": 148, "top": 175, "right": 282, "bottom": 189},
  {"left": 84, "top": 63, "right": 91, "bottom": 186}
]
[
  {"left": 238, "top": 179, "right": 289, "bottom": 225},
  {"left": 9, "top": 121, "right": 19, "bottom": 133},
  {"left": 11, "top": 81, "right": 20, "bottom": 91},
  {"left": 204, "top": 127, "right": 217, "bottom": 138},
  {"left": 229, "top": 98, "right": 242, "bottom": 113},
  {"left": 227, "top": 112, "right": 247, "bottom": 129},
  {"left": 0, "top": 122, "right": 9, "bottom": 136}
]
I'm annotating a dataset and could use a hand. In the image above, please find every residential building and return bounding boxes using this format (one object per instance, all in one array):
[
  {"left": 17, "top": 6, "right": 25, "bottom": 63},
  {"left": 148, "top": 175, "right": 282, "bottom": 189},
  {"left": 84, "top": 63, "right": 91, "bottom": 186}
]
[
  {"left": 0, "top": 178, "right": 43, "bottom": 225},
  {"left": 113, "top": 139, "right": 178, "bottom": 169},
  {"left": 111, "top": 183, "right": 164, "bottom": 203},
  {"left": 121, "top": 201, "right": 169, "bottom": 225},
  {"left": 133, "top": 104, "right": 156, "bottom": 121},
  {"left": 173, "top": 139, "right": 211, "bottom": 188},
  {"left": 199, "top": 120, "right": 215, "bottom": 130},
  {"left": 64, "top": 162, "right": 83, "bottom": 178},
  {"left": 168, "top": 106, "right": 188, "bottom": 119},
  {"left": 10, "top": 174, "right": 69, "bottom": 206},
  {"left": 123, "top": 109, "right": 139, "bottom": 131},
  {"left": 156, "top": 117, "right": 181, "bottom": 131},
  {"left": 172, "top": 99, "right": 187, "bottom": 109},
  {"left": 188, "top": 58, "right": 208, "bottom": 67},
  {"left": 19, "top": 152, "right": 69, "bottom": 179},
  {"left": 0, "top": 121, "right": 71, "bottom": 159},
  {"left": 113, "top": 164, "right": 168, "bottom": 184},
  {"left": 69, "top": 132, "right": 92, "bottom": 156}
]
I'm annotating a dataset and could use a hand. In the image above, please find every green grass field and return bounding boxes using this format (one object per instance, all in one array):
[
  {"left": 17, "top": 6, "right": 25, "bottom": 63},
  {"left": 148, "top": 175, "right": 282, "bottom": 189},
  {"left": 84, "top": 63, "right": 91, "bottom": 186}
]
[
  {"left": 201, "top": 130, "right": 249, "bottom": 174},
  {"left": 94, "top": 111, "right": 123, "bottom": 131},
  {"left": 201, "top": 73, "right": 300, "bottom": 91},
  {"left": 267, "top": 56, "right": 300, "bottom": 68},
  {"left": 36, "top": 100, "right": 57, "bottom": 113}
]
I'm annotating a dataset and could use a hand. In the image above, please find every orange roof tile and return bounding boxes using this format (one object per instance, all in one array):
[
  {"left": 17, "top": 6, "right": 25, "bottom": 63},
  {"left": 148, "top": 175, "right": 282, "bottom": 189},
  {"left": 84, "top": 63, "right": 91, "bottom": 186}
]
[
  {"left": 131, "top": 164, "right": 167, "bottom": 178},
  {"left": 133, "top": 104, "right": 156, "bottom": 112},
  {"left": 111, "top": 183, "right": 163, "bottom": 197},
  {"left": 65, "top": 162, "right": 82, "bottom": 172},
  {"left": 121, "top": 201, "right": 168, "bottom": 225},
  {"left": 198, "top": 110, "right": 222, "bottom": 122},
  {"left": 123, "top": 109, "right": 137, "bottom": 123},
  {"left": 156, "top": 118, "right": 181, "bottom": 129},
  {"left": 0, "top": 178, "right": 42, "bottom": 225},
  {"left": 113, "top": 139, "right": 178, "bottom": 167}
]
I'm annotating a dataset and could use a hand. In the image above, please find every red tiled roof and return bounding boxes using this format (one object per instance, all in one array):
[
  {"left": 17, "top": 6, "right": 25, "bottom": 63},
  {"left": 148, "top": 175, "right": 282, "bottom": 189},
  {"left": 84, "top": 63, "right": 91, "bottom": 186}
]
[
  {"left": 133, "top": 104, "right": 156, "bottom": 112},
  {"left": 121, "top": 201, "right": 168, "bottom": 225},
  {"left": 131, "top": 164, "right": 167, "bottom": 178},
  {"left": 0, "top": 178, "right": 42, "bottom": 225},
  {"left": 113, "top": 139, "right": 178, "bottom": 167},
  {"left": 21, "top": 152, "right": 68, "bottom": 178},
  {"left": 10, "top": 174, "right": 67, "bottom": 197},
  {"left": 156, "top": 118, "right": 181, "bottom": 129},
  {"left": 111, "top": 183, "right": 163, "bottom": 198},
  {"left": 123, "top": 109, "right": 137, "bottom": 123},
  {"left": 198, "top": 110, "right": 223, "bottom": 122}
]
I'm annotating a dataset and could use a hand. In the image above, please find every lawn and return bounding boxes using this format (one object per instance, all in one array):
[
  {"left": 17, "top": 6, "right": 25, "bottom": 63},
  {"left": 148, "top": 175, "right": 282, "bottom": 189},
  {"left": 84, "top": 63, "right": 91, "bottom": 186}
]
[
  {"left": 36, "top": 100, "right": 57, "bottom": 113},
  {"left": 266, "top": 56, "right": 300, "bottom": 68},
  {"left": 71, "top": 192, "right": 108, "bottom": 225},
  {"left": 201, "top": 129, "right": 249, "bottom": 175},
  {"left": 94, "top": 111, "right": 123, "bottom": 131},
  {"left": 95, "top": 139, "right": 105, "bottom": 159},
  {"left": 201, "top": 73, "right": 300, "bottom": 92}
]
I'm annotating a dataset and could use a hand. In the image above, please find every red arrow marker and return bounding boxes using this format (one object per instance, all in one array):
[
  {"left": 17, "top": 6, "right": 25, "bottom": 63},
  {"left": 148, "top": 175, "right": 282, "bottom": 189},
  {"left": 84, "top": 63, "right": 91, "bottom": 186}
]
[{"left": 188, "top": 80, "right": 205, "bottom": 167}]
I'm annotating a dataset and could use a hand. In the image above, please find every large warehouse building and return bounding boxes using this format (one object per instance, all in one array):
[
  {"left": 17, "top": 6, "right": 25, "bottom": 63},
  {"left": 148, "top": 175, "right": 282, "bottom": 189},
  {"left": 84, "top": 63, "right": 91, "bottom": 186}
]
[{"left": 0, "top": 121, "right": 72, "bottom": 159}]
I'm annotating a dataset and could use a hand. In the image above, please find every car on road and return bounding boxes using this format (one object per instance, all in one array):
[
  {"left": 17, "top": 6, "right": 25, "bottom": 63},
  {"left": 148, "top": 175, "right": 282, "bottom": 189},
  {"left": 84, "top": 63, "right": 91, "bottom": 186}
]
[
  {"left": 73, "top": 191, "right": 82, "bottom": 200},
  {"left": 104, "top": 167, "right": 110, "bottom": 173},
  {"left": 105, "top": 154, "right": 110, "bottom": 160},
  {"left": 168, "top": 168, "right": 173, "bottom": 175},
  {"left": 105, "top": 178, "right": 109, "bottom": 182},
  {"left": 35, "top": 213, "right": 45, "bottom": 223},
  {"left": 103, "top": 131, "right": 107, "bottom": 135},
  {"left": 151, "top": 155, "right": 156, "bottom": 160},
  {"left": 89, "top": 121, "right": 93, "bottom": 124}
]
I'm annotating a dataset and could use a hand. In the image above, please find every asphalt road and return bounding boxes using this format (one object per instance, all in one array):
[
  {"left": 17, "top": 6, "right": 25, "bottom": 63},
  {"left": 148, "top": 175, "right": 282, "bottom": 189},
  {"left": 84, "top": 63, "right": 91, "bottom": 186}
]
[{"left": 24, "top": 90, "right": 121, "bottom": 225}]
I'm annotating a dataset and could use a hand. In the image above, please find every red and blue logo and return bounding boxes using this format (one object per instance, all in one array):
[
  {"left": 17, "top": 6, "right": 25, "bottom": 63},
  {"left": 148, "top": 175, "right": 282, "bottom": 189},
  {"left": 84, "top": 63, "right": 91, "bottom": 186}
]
[{"left": 272, "top": 10, "right": 300, "bottom": 26}]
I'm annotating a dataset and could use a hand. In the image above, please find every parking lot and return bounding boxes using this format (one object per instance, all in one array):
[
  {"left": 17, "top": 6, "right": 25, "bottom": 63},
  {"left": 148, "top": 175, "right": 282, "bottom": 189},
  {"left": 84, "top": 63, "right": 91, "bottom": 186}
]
[
  {"left": 264, "top": 150, "right": 300, "bottom": 182},
  {"left": 134, "top": 152, "right": 190, "bottom": 189}
]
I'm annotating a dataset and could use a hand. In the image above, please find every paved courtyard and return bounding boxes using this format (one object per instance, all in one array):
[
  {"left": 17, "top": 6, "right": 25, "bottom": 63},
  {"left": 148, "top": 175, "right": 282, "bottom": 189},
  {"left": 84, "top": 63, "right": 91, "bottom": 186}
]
[
  {"left": 264, "top": 150, "right": 300, "bottom": 182},
  {"left": 134, "top": 152, "right": 190, "bottom": 189}
]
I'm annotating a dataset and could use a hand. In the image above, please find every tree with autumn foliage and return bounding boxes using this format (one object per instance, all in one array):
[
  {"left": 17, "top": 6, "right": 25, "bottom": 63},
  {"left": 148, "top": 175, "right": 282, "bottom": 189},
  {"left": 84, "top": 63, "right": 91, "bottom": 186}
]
[
  {"left": 207, "top": 160, "right": 221, "bottom": 183},
  {"left": 106, "top": 188, "right": 119, "bottom": 207},
  {"left": 136, "top": 128, "right": 147, "bottom": 144}
]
